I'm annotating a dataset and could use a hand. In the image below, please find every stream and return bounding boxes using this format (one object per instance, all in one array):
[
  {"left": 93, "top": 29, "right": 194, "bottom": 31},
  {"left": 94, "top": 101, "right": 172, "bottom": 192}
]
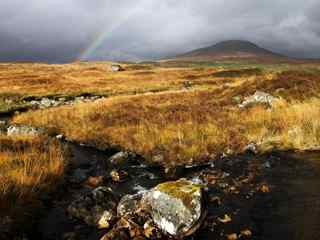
[{"left": 35, "top": 145, "right": 320, "bottom": 240}]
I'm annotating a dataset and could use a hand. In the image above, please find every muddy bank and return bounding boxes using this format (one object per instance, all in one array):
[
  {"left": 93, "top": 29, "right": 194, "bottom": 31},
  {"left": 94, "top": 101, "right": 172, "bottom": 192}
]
[{"left": 20, "top": 143, "right": 320, "bottom": 240}]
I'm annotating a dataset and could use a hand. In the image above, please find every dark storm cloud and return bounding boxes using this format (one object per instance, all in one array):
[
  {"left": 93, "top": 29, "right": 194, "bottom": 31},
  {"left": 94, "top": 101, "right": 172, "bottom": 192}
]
[{"left": 0, "top": 0, "right": 320, "bottom": 62}]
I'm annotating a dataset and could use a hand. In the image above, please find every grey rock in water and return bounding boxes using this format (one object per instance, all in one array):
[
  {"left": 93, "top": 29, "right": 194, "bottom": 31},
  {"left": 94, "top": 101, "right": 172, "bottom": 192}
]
[
  {"left": 141, "top": 179, "right": 206, "bottom": 237},
  {"left": 109, "top": 151, "right": 136, "bottom": 167},
  {"left": 117, "top": 191, "right": 145, "bottom": 217},
  {"left": 239, "top": 91, "right": 278, "bottom": 108},
  {"left": 67, "top": 187, "right": 118, "bottom": 229}
]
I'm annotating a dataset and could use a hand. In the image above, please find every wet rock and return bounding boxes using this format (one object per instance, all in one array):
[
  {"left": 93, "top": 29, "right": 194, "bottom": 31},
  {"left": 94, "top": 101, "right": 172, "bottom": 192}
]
[
  {"left": 243, "top": 143, "right": 258, "bottom": 154},
  {"left": 239, "top": 91, "right": 278, "bottom": 108},
  {"left": 142, "top": 179, "right": 206, "bottom": 237},
  {"left": 67, "top": 187, "right": 118, "bottom": 228},
  {"left": 109, "top": 151, "right": 136, "bottom": 167},
  {"left": 100, "top": 228, "right": 129, "bottom": 240},
  {"left": 151, "top": 154, "right": 165, "bottom": 163},
  {"left": 117, "top": 192, "right": 145, "bottom": 217},
  {"left": 227, "top": 233, "right": 238, "bottom": 240},
  {"left": 111, "top": 169, "right": 129, "bottom": 182},
  {"left": 143, "top": 220, "right": 162, "bottom": 239},
  {"left": 84, "top": 176, "right": 105, "bottom": 188},
  {"left": 63, "top": 232, "right": 77, "bottom": 240},
  {"left": 116, "top": 218, "right": 144, "bottom": 238},
  {"left": 240, "top": 229, "right": 252, "bottom": 238},
  {"left": 7, "top": 125, "right": 45, "bottom": 136}
]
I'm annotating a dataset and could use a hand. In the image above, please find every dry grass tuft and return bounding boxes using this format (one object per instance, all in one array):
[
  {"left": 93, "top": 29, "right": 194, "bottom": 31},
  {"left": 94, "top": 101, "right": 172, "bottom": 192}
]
[{"left": 0, "top": 134, "right": 66, "bottom": 224}]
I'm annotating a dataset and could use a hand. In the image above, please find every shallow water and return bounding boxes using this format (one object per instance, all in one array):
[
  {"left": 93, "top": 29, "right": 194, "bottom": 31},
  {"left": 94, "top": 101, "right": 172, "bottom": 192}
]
[
  {"left": 32, "top": 143, "right": 320, "bottom": 240},
  {"left": 256, "top": 152, "right": 320, "bottom": 240}
]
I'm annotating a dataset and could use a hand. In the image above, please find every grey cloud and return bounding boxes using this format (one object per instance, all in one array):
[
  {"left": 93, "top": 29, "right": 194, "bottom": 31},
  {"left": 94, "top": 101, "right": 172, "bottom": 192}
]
[{"left": 0, "top": 0, "right": 320, "bottom": 62}]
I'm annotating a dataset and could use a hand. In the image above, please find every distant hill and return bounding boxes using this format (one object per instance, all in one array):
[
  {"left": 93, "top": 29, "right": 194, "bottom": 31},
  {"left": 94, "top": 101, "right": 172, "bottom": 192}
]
[{"left": 170, "top": 40, "right": 288, "bottom": 62}]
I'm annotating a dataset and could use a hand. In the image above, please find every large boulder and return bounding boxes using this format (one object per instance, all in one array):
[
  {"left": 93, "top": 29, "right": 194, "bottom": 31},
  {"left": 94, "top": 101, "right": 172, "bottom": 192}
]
[
  {"left": 142, "top": 179, "right": 206, "bottom": 238},
  {"left": 67, "top": 187, "right": 118, "bottom": 229}
]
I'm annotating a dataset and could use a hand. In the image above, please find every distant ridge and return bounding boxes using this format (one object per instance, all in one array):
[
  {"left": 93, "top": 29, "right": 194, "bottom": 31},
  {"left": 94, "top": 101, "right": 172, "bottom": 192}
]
[{"left": 171, "top": 40, "right": 288, "bottom": 62}]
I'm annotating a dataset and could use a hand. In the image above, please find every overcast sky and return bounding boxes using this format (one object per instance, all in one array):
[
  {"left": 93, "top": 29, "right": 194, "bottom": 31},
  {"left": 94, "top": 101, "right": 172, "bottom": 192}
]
[{"left": 1, "top": 0, "right": 320, "bottom": 62}]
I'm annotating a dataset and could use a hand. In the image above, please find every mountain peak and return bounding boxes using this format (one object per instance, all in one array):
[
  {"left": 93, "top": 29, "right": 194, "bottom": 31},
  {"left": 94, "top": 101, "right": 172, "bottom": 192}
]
[{"left": 174, "top": 40, "right": 287, "bottom": 61}]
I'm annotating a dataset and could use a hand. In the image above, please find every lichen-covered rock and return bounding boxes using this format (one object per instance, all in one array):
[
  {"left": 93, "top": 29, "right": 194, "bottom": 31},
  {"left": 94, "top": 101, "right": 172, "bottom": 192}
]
[
  {"left": 67, "top": 187, "right": 118, "bottom": 229},
  {"left": 142, "top": 179, "right": 206, "bottom": 237}
]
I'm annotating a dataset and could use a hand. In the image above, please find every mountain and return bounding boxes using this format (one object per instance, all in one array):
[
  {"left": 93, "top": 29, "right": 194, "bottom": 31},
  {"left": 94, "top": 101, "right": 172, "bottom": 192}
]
[{"left": 171, "top": 40, "right": 288, "bottom": 62}]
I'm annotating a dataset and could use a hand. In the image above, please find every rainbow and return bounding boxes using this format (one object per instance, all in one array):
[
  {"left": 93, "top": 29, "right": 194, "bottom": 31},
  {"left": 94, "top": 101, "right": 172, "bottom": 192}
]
[{"left": 78, "top": 0, "right": 149, "bottom": 61}]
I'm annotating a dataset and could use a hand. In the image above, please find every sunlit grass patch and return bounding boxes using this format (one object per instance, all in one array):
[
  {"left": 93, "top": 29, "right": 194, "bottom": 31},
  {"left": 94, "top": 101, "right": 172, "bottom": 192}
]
[{"left": 0, "top": 134, "right": 67, "bottom": 229}]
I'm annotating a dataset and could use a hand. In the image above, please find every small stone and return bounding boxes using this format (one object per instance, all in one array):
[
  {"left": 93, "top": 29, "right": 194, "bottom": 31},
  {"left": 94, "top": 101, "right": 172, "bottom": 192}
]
[
  {"left": 151, "top": 154, "right": 165, "bottom": 163},
  {"left": 116, "top": 218, "right": 144, "bottom": 238},
  {"left": 209, "top": 196, "right": 222, "bottom": 206},
  {"left": 143, "top": 220, "right": 162, "bottom": 239},
  {"left": 100, "top": 229, "right": 129, "bottom": 240},
  {"left": 243, "top": 143, "right": 258, "bottom": 154},
  {"left": 109, "top": 151, "right": 136, "bottom": 167},
  {"left": 259, "top": 184, "right": 270, "bottom": 193},
  {"left": 84, "top": 176, "right": 104, "bottom": 187},
  {"left": 56, "top": 134, "right": 64, "bottom": 140},
  {"left": 218, "top": 214, "right": 232, "bottom": 223},
  {"left": 227, "top": 233, "right": 238, "bottom": 240},
  {"left": 240, "top": 229, "right": 252, "bottom": 238},
  {"left": 98, "top": 211, "right": 114, "bottom": 229},
  {"left": 111, "top": 170, "right": 129, "bottom": 182}
]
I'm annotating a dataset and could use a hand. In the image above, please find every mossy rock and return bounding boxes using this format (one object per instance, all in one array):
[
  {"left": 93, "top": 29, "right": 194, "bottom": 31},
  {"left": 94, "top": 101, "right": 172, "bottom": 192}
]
[{"left": 142, "top": 179, "right": 206, "bottom": 237}]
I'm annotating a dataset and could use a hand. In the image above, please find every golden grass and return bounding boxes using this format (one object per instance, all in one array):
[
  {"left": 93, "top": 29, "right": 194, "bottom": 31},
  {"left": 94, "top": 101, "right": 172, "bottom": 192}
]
[
  {"left": 2, "top": 62, "right": 320, "bottom": 166},
  {"left": 13, "top": 92, "right": 320, "bottom": 167},
  {"left": 243, "top": 99, "right": 320, "bottom": 151},
  {"left": 0, "top": 134, "right": 66, "bottom": 219},
  {"left": 0, "top": 62, "right": 224, "bottom": 97}
]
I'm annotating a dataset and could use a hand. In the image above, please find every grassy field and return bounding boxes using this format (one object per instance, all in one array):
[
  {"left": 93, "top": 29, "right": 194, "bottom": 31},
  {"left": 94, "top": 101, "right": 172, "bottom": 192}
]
[
  {"left": 8, "top": 62, "right": 320, "bottom": 166},
  {"left": 1, "top": 60, "right": 320, "bottom": 233}
]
